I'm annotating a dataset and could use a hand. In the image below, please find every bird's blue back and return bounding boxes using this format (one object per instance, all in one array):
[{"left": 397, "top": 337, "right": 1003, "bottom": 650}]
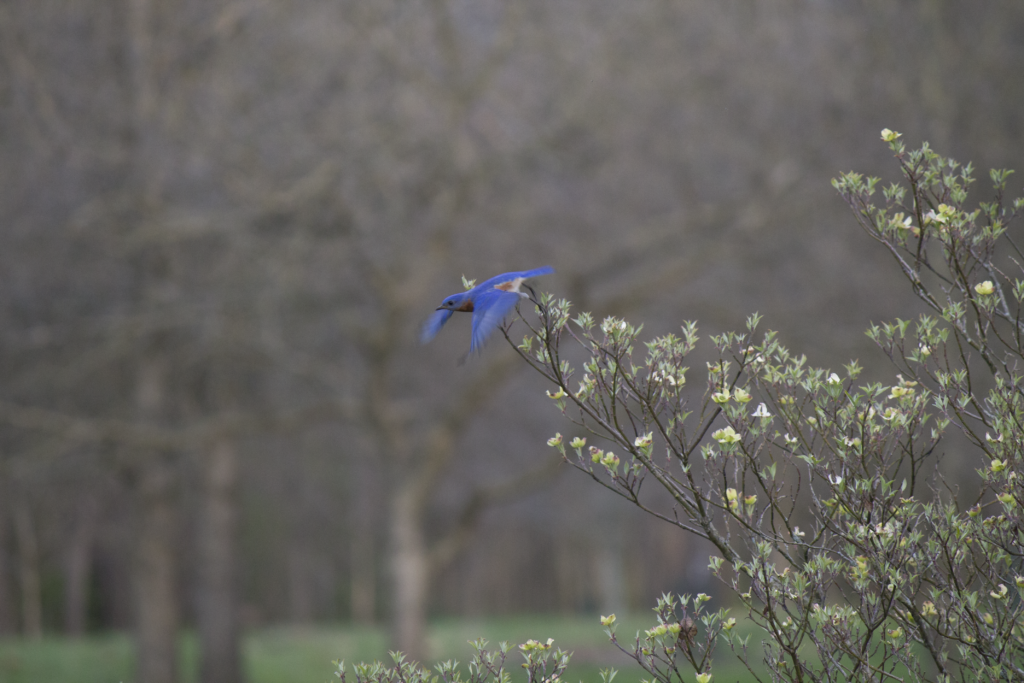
[{"left": 468, "top": 266, "right": 554, "bottom": 297}]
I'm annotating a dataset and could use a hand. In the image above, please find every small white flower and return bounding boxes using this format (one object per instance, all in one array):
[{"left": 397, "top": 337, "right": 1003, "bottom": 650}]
[
  {"left": 792, "top": 527, "right": 806, "bottom": 539},
  {"left": 752, "top": 403, "right": 772, "bottom": 418},
  {"left": 650, "top": 371, "right": 680, "bottom": 387},
  {"left": 783, "top": 433, "right": 798, "bottom": 445},
  {"left": 829, "top": 474, "right": 843, "bottom": 486},
  {"left": 827, "top": 372, "right": 841, "bottom": 385},
  {"left": 712, "top": 426, "right": 741, "bottom": 445},
  {"left": 890, "top": 385, "right": 914, "bottom": 399}
]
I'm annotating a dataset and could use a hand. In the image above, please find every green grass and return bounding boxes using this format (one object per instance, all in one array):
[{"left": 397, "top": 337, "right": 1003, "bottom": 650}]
[{"left": 0, "top": 615, "right": 764, "bottom": 683}]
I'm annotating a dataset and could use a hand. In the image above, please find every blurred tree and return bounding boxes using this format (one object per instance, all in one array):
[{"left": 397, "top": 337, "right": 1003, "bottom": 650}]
[
  {"left": 11, "top": 496, "right": 41, "bottom": 639},
  {"left": 0, "top": 502, "right": 14, "bottom": 635},
  {"left": 63, "top": 490, "right": 99, "bottom": 637},
  {"left": 1, "top": 0, "right": 1023, "bottom": 676}
]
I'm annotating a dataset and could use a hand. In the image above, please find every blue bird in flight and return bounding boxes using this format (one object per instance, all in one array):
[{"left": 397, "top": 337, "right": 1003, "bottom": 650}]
[{"left": 421, "top": 267, "right": 554, "bottom": 355}]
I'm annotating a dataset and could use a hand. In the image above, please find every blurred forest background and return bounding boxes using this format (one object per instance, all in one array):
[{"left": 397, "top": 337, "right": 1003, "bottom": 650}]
[{"left": 1, "top": 1, "right": 1023, "bottom": 682}]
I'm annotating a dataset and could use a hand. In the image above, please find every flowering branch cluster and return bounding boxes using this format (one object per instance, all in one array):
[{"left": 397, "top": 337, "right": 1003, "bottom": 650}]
[
  {"left": 334, "top": 639, "right": 571, "bottom": 683},
  {"left": 600, "top": 593, "right": 724, "bottom": 683},
  {"left": 506, "top": 135, "right": 1024, "bottom": 682}
]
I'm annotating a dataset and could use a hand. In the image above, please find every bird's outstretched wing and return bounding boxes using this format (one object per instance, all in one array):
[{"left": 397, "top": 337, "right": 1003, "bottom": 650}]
[
  {"left": 475, "top": 266, "right": 555, "bottom": 292},
  {"left": 469, "top": 289, "right": 522, "bottom": 354},
  {"left": 516, "top": 265, "right": 554, "bottom": 280},
  {"left": 420, "top": 308, "right": 454, "bottom": 344}
]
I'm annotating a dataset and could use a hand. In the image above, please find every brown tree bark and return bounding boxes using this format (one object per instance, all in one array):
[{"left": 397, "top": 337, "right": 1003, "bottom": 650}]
[
  {"left": 350, "top": 530, "right": 377, "bottom": 624},
  {"left": 350, "top": 455, "right": 379, "bottom": 624},
  {"left": 133, "top": 352, "right": 180, "bottom": 683},
  {"left": 0, "top": 501, "right": 14, "bottom": 636},
  {"left": 64, "top": 493, "right": 99, "bottom": 636},
  {"left": 12, "top": 498, "right": 42, "bottom": 639},
  {"left": 389, "top": 488, "right": 430, "bottom": 662},
  {"left": 197, "top": 439, "right": 243, "bottom": 683},
  {"left": 134, "top": 456, "right": 180, "bottom": 683}
]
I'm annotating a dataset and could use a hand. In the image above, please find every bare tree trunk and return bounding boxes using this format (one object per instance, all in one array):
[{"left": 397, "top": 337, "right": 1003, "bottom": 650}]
[
  {"left": 134, "top": 354, "right": 180, "bottom": 683},
  {"left": 350, "top": 531, "right": 376, "bottom": 623},
  {"left": 594, "top": 542, "right": 626, "bottom": 616},
  {"left": 64, "top": 493, "right": 99, "bottom": 636},
  {"left": 389, "top": 488, "right": 429, "bottom": 662},
  {"left": 135, "top": 457, "right": 179, "bottom": 683},
  {"left": 286, "top": 542, "right": 314, "bottom": 623},
  {"left": 12, "top": 498, "right": 42, "bottom": 639},
  {"left": 350, "top": 454, "right": 379, "bottom": 624},
  {"left": 0, "top": 500, "right": 14, "bottom": 635},
  {"left": 378, "top": 350, "right": 518, "bottom": 659},
  {"left": 197, "top": 439, "right": 243, "bottom": 683}
]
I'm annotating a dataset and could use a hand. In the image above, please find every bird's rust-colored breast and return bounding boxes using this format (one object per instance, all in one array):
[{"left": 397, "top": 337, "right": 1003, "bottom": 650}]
[{"left": 457, "top": 300, "right": 475, "bottom": 312}]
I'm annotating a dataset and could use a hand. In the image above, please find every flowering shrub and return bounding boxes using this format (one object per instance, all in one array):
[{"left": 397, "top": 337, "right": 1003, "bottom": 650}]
[
  {"left": 506, "top": 134, "right": 1024, "bottom": 682},
  {"left": 330, "top": 135, "right": 1023, "bottom": 683},
  {"left": 333, "top": 639, "right": 572, "bottom": 683}
]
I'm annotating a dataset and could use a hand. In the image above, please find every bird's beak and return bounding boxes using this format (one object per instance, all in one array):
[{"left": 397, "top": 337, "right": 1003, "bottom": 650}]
[{"left": 436, "top": 306, "right": 444, "bottom": 311}]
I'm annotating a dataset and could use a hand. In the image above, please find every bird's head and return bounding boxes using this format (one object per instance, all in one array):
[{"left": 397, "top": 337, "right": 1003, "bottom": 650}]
[{"left": 437, "top": 293, "right": 473, "bottom": 313}]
